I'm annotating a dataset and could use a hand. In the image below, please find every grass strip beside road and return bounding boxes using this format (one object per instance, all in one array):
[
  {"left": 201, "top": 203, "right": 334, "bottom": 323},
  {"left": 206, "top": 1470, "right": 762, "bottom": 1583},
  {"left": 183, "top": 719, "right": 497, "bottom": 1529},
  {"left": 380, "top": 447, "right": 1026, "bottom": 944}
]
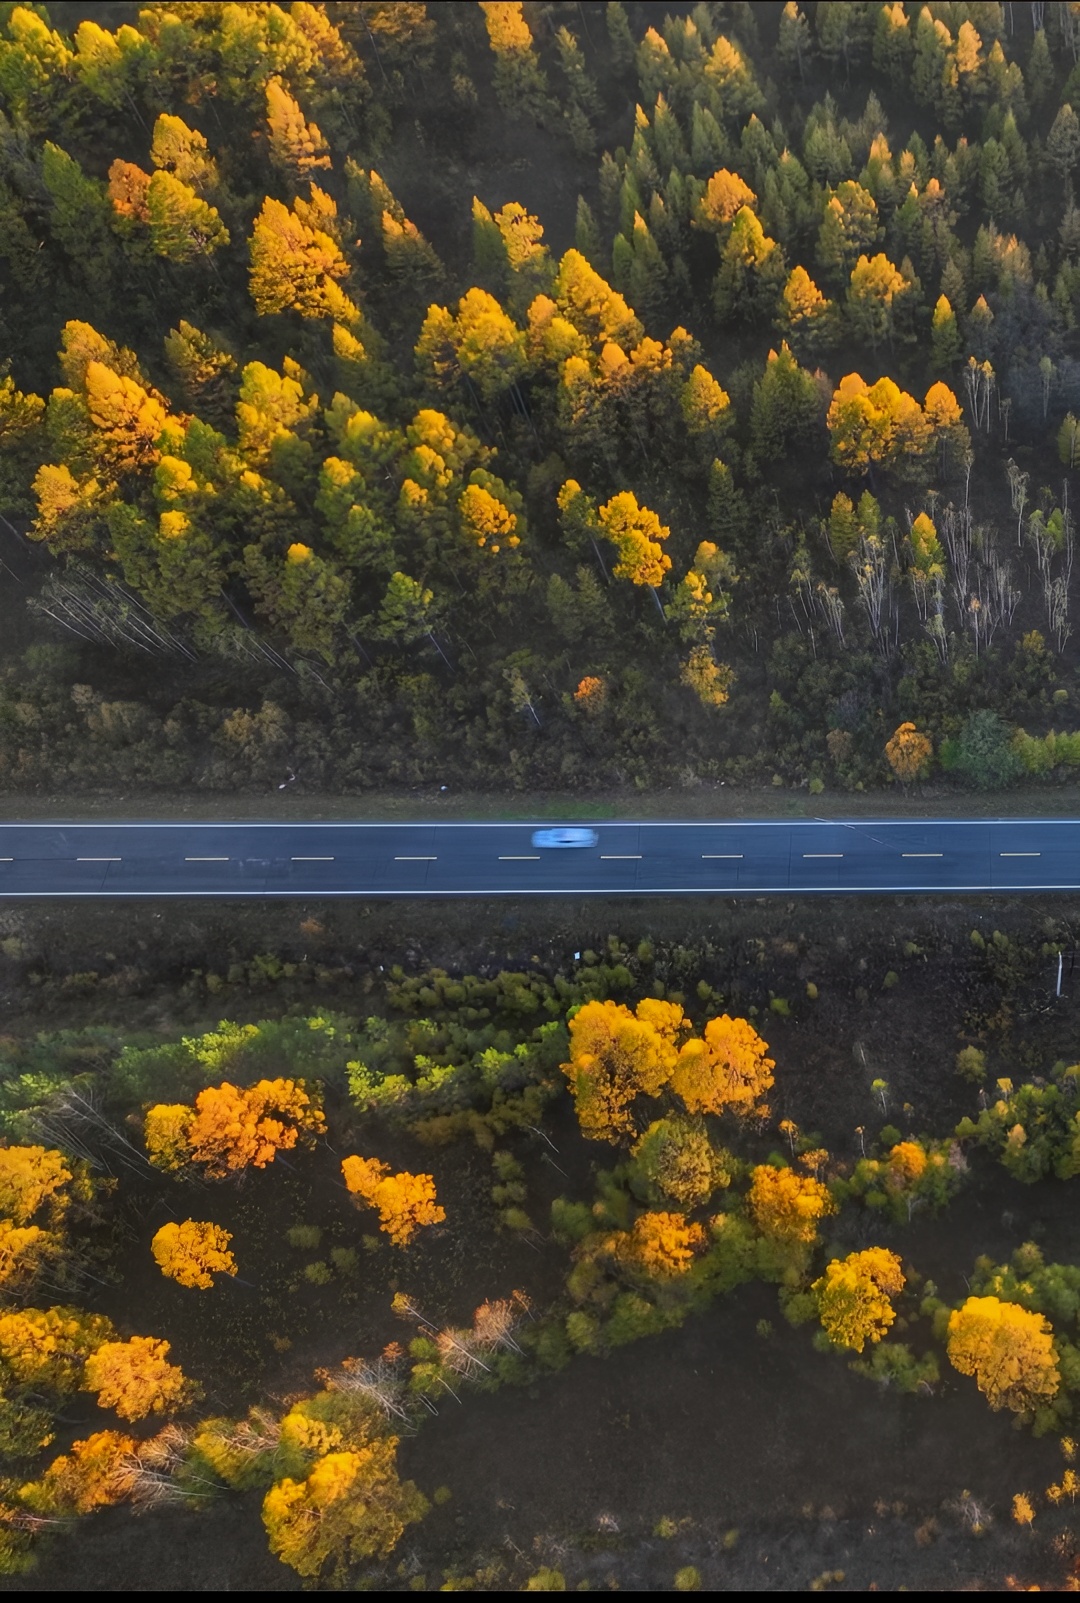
[{"left": 3, "top": 785, "right": 1080, "bottom": 824}]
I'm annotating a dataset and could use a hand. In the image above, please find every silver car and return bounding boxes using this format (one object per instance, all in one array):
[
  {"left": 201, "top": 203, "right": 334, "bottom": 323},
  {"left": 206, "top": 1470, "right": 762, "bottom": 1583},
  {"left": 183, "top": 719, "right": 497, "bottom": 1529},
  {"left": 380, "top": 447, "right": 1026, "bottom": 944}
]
[{"left": 531, "top": 827, "right": 599, "bottom": 848}]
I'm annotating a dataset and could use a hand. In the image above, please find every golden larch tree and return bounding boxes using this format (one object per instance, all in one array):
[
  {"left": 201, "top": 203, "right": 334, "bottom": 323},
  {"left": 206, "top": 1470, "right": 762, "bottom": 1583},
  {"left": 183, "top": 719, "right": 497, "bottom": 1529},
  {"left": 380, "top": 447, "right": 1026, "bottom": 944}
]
[
  {"left": 151, "top": 1220, "right": 237, "bottom": 1289},
  {"left": 946, "top": 1296, "right": 1061, "bottom": 1415},
  {"left": 697, "top": 168, "right": 757, "bottom": 228},
  {"left": 265, "top": 76, "right": 331, "bottom": 184},
  {"left": 83, "top": 360, "right": 168, "bottom": 475},
  {"left": 670, "top": 1014, "right": 774, "bottom": 1119},
  {"left": 812, "top": 1247, "right": 905, "bottom": 1352},
  {"left": 885, "top": 722, "right": 932, "bottom": 783},
  {"left": 561, "top": 998, "right": 682, "bottom": 1143},
  {"left": 248, "top": 196, "right": 354, "bottom": 322},
  {"left": 341, "top": 1157, "right": 445, "bottom": 1247},
  {"left": 83, "top": 1336, "right": 193, "bottom": 1422}
]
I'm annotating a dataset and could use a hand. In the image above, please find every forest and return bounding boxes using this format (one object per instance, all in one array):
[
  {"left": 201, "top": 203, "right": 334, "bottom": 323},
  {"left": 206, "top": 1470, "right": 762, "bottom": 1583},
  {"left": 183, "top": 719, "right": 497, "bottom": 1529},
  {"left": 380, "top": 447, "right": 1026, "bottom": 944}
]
[
  {"left": 0, "top": 888, "right": 1076, "bottom": 1588},
  {"left": 4, "top": 0, "right": 1080, "bottom": 1593},
  {"left": 1, "top": 0, "right": 1080, "bottom": 797}
]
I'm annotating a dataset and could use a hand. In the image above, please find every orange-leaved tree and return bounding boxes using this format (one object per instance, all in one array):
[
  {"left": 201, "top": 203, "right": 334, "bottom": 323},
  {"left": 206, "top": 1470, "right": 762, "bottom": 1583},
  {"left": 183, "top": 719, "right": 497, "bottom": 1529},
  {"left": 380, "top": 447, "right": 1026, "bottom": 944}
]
[
  {"left": 262, "top": 1442, "right": 428, "bottom": 1580},
  {"left": 561, "top": 998, "right": 684, "bottom": 1143},
  {"left": 0, "top": 1146, "right": 72, "bottom": 1225},
  {"left": 885, "top": 722, "right": 932, "bottom": 784},
  {"left": 82, "top": 1336, "right": 193, "bottom": 1421},
  {"left": 341, "top": 1158, "right": 445, "bottom": 1247},
  {"left": 812, "top": 1247, "right": 905, "bottom": 1352},
  {"left": 20, "top": 1430, "right": 137, "bottom": 1516},
  {"left": 145, "top": 1079, "right": 325, "bottom": 1179},
  {"left": 670, "top": 1014, "right": 775, "bottom": 1119},
  {"left": 946, "top": 1296, "right": 1061, "bottom": 1415},
  {"left": 616, "top": 1211, "right": 705, "bottom": 1279},
  {"left": 151, "top": 1220, "right": 237, "bottom": 1289}
]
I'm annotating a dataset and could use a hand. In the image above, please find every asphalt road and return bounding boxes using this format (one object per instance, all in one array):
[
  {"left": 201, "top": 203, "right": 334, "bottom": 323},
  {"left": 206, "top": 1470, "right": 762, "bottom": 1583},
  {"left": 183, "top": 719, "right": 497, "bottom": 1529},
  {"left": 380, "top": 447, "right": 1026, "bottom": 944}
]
[{"left": 0, "top": 818, "right": 1077, "bottom": 896}]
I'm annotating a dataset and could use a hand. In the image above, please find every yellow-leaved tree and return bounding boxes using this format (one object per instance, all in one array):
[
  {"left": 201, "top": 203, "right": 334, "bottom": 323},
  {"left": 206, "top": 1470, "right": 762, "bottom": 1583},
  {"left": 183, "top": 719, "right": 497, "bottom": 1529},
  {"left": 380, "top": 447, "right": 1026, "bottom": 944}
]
[
  {"left": 885, "top": 721, "right": 932, "bottom": 783},
  {"left": 0, "top": 1305, "right": 115, "bottom": 1392},
  {"left": 946, "top": 1296, "right": 1061, "bottom": 1415},
  {"left": 262, "top": 1442, "right": 428, "bottom": 1580},
  {"left": 0, "top": 1146, "right": 72, "bottom": 1225},
  {"left": 826, "top": 372, "right": 931, "bottom": 475},
  {"left": 696, "top": 168, "right": 757, "bottom": 229},
  {"left": 0, "top": 1222, "right": 53, "bottom": 1295},
  {"left": 145, "top": 1079, "right": 325, "bottom": 1179},
  {"left": 561, "top": 998, "right": 684, "bottom": 1143},
  {"left": 82, "top": 1336, "right": 193, "bottom": 1421},
  {"left": 670, "top": 1015, "right": 775, "bottom": 1119},
  {"left": 747, "top": 1164, "right": 835, "bottom": 1274},
  {"left": 151, "top": 1220, "right": 236, "bottom": 1289},
  {"left": 812, "top": 1247, "right": 905, "bottom": 1352},
  {"left": 341, "top": 1158, "right": 445, "bottom": 1247},
  {"left": 596, "top": 491, "right": 672, "bottom": 587}
]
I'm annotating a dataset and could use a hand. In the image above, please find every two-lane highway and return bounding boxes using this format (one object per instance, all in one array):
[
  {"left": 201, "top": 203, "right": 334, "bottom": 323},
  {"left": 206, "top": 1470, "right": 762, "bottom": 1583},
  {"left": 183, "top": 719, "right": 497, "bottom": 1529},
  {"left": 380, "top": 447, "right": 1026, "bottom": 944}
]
[{"left": 0, "top": 819, "right": 1077, "bottom": 896}]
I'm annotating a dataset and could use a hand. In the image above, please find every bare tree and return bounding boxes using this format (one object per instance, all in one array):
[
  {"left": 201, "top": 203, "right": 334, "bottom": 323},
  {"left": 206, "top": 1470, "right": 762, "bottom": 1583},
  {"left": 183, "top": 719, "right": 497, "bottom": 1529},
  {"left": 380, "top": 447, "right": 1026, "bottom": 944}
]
[
  {"left": 940, "top": 502, "right": 973, "bottom": 623},
  {"left": 850, "top": 534, "right": 892, "bottom": 653},
  {"left": 1006, "top": 459, "right": 1030, "bottom": 547},
  {"left": 325, "top": 1355, "right": 412, "bottom": 1425}
]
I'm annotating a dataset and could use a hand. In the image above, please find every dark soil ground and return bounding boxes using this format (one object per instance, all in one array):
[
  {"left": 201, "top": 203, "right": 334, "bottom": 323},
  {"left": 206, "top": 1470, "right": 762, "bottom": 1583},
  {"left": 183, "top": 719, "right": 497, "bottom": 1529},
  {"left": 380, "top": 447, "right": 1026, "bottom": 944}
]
[{"left": 2, "top": 891, "right": 1080, "bottom": 1591}]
